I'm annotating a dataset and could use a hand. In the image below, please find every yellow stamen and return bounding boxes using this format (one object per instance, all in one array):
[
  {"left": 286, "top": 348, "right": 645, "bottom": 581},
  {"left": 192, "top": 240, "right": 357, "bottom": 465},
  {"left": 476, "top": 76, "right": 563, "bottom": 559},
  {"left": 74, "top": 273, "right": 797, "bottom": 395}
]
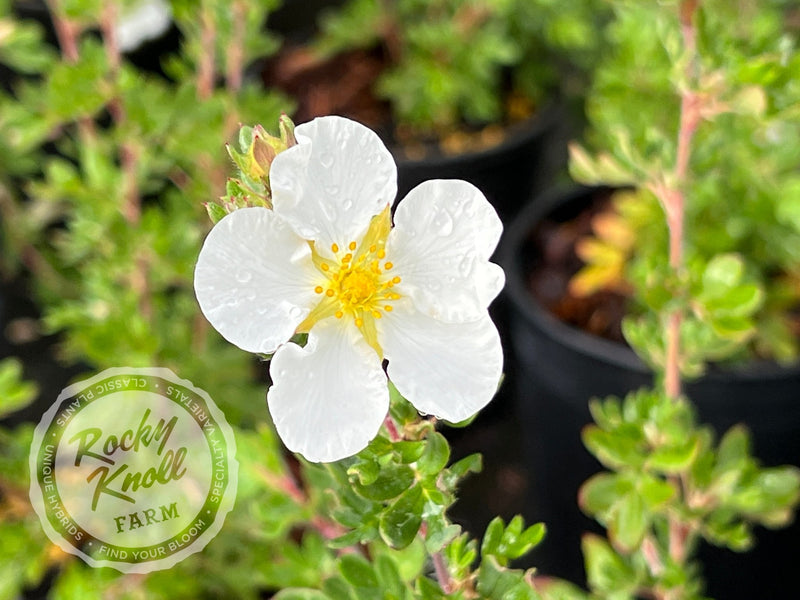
[{"left": 299, "top": 206, "right": 399, "bottom": 360}]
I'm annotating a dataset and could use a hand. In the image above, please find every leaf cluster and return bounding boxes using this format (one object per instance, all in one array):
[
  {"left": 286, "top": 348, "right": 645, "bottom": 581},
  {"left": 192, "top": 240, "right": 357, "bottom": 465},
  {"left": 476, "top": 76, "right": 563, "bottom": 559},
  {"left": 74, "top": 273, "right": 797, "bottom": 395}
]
[
  {"left": 570, "top": 0, "right": 800, "bottom": 366},
  {"left": 315, "top": 0, "right": 607, "bottom": 134},
  {"left": 574, "top": 388, "right": 800, "bottom": 599},
  {"left": 272, "top": 390, "right": 548, "bottom": 599}
]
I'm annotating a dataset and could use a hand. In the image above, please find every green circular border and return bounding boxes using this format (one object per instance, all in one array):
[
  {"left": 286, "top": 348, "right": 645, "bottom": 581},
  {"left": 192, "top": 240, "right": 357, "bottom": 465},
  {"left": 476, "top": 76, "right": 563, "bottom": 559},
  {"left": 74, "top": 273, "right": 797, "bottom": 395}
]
[{"left": 35, "top": 374, "right": 231, "bottom": 564}]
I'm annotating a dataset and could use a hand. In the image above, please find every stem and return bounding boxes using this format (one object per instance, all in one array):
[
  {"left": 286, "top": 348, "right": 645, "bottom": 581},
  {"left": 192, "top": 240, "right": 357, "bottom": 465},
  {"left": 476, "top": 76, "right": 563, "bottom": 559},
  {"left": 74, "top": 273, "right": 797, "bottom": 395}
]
[
  {"left": 432, "top": 551, "right": 454, "bottom": 594},
  {"left": 197, "top": 9, "right": 217, "bottom": 100},
  {"left": 225, "top": 0, "right": 246, "bottom": 93},
  {"left": 46, "top": 0, "right": 96, "bottom": 142},
  {"left": 383, "top": 415, "right": 402, "bottom": 441},
  {"left": 46, "top": 0, "right": 79, "bottom": 63},
  {"left": 657, "top": 4, "right": 701, "bottom": 594},
  {"left": 658, "top": 0, "right": 702, "bottom": 400},
  {"left": 100, "top": 1, "right": 140, "bottom": 226}
]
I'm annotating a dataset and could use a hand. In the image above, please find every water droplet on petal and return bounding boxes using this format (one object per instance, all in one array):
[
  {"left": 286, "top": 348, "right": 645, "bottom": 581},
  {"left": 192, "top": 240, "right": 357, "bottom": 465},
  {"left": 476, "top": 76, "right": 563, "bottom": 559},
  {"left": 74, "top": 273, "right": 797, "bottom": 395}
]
[
  {"left": 243, "top": 289, "right": 257, "bottom": 302},
  {"left": 433, "top": 209, "right": 454, "bottom": 236},
  {"left": 343, "top": 199, "right": 353, "bottom": 210},
  {"left": 320, "top": 153, "right": 335, "bottom": 168},
  {"left": 463, "top": 199, "right": 477, "bottom": 218},
  {"left": 459, "top": 255, "right": 474, "bottom": 277},
  {"left": 236, "top": 269, "right": 252, "bottom": 283},
  {"left": 325, "top": 185, "right": 340, "bottom": 196},
  {"left": 288, "top": 306, "right": 303, "bottom": 320}
]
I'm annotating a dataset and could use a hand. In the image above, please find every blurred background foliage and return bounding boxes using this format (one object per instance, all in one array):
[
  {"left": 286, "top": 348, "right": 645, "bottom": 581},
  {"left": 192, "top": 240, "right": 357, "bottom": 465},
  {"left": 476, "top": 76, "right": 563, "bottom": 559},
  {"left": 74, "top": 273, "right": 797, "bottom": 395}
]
[
  {"left": 2, "top": 0, "right": 800, "bottom": 599},
  {"left": 0, "top": 0, "right": 590, "bottom": 597}
]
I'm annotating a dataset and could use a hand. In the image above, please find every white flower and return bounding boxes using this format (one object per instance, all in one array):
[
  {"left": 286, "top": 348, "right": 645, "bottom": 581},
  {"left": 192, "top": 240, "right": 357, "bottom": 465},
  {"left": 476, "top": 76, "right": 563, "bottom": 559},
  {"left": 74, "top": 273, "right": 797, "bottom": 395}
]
[{"left": 194, "top": 116, "right": 505, "bottom": 462}]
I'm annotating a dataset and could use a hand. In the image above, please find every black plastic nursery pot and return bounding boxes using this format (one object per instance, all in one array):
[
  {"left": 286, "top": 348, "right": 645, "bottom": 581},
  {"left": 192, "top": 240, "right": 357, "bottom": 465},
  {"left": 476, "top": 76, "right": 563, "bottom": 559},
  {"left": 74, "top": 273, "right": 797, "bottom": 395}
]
[
  {"left": 501, "top": 186, "right": 800, "bottom": 599},
  {"left": 395, "top": 104, "right": 565, "bottom": 225}
]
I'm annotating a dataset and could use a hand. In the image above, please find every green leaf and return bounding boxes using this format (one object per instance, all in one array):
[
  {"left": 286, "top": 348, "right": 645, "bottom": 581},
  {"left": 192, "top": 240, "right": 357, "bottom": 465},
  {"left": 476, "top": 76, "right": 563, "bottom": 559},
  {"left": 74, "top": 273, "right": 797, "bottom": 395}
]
[
  {"left": 389, "top": 381, "right": 418, "bottom": 424},
  {"left": 579, "top": 473, "right": 628, "bottom": 516},
  {"left": 715, "top": 425, "right": 751, "bottom": 472},
  {"left": 416, "top": 432, "right": 450, "bottom": 475},
  {"left": 273, "top": 590, "right": 331, "bottom": 600},
  {"left": 638, "top": 475, "right": 675, "bottom": 509},
  {"left": 354, "top": 465, "right": 415, "bottom": 501},
  {"left": 0, "top": 359, "right": 37, "bottom": 417},
  {"left": 582, "top": 534, "right": 639, "bottom": 596},
  {"left": 447, "top": 453, "right": 483, "bottom": 479},
  {"left": 582, "top": 426, "right": 644, "bottom": 470},
  {"left": 204, "top": 201, "right": 228, "bottom": 224},
  {"left": 322, "top": 577, "right": 356, "bottom": 600},
  {"left": 379, "top": 485, "right": 424, "bottom": 549},
  {"left": 481, "top": 517, "right": 546, "bottom": 566},
  {"left": 476, "top": 556, "right": 541, "bottom": 600},
  {"left": 395, "top": 441, "right": 426, "bottom": 464},
  {"left": 609, "top": 492, "right": 648, "bottom": 551},
  {"left": 646, "top": 437, "right": 701, "bottom": 473},
  {"left": 702, "top": 254, "right": 744, "bottom": 290},
  {"left": 375, "top": 555, "right": 407, "bottom": 600},
  {"left": 424, "top": 519, "right": 461, "bottom": 553},
  {"left": 339, "top": 554, "right": 379, "bottom": 589},
  {"left": 415, "top": 576, "right": 447, "bottom": 600}
]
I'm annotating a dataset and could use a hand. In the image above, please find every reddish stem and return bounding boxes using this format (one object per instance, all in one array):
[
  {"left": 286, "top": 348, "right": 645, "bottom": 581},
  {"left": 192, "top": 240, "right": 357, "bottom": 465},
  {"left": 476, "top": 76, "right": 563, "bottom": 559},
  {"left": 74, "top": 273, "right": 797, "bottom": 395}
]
[
  {"left": 46, "top": 0, "right": 79, "bottom": 63},
  {"left": 197, "top": 11, "right": 217, "bottom": 100},
  {"left": 46, "top": 0, "right": 96, "bottom": 141},
  {"left": 225, "top": 1, "right": 246, "bottom": 93},
  {"left": 432, "top": 551, "right": 454, "bottom": 594},
  {"left": 383, "top": 415, "right": 402, "bottom": 441},
  {"left": 660, "top": 2, "right": 702, "bottom": 401}
]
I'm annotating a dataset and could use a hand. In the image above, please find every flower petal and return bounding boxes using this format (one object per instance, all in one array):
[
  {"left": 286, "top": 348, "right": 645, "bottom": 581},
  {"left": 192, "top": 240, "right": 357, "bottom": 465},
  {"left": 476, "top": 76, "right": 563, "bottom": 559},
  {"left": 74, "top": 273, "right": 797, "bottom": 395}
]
[
  {"left": 194, "top": 207, "right": 320, "bottom": 354},
  {"left": 267, "top": 318, "right": 389, "bottom": 462},
  {"left": 377, "top": 302, "right": 503, "bottom": 423},
  {"left": 387, "top": 180, "right": 505, "bottom": 323},
  {"left": 270, "top": 116, "right": 397, "bottom": 254}
]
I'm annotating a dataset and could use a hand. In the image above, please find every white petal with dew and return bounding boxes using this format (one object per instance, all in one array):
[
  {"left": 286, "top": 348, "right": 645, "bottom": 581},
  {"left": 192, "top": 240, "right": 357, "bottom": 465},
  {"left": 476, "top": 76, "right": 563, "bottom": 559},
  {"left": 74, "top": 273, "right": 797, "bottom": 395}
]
[
  {"left": 387, "top": 180, "right": 505, "bottom": 323},
  {"left": 377, "top": 302, "right": 503, "bottom": 423},
  {"left": 271, "top": 116, "right": 397, "bottom": 255},
  {"left": 268, "top": 318, "right": 389, "bottom": 463},
  {"left": 194, "top": 207, "right": 320, "bottom": 354}
]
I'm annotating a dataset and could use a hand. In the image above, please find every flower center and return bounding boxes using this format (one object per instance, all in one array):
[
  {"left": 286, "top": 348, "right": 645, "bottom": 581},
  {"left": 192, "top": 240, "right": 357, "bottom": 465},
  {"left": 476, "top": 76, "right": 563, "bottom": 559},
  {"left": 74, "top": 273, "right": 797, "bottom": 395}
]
[
  {"left": 296, "top": 206, "right": 400, "bottom": 356},
  {"left": 341, "top": 270, "right": 376, "bottom": 305},
  {"left": 319, "top": 241, "right": 400, "bottom": 326}
]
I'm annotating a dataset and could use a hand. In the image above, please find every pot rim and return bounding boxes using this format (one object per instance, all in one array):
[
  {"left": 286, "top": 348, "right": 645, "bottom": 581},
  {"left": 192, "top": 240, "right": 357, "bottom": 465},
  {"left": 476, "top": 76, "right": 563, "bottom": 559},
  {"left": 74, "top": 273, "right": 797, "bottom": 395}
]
[
  {"left": 393, "top": 102, "right": 559, "bottom": 170},
  {"left": 499, "top": 185, "right": 800, "bottom": 383}
]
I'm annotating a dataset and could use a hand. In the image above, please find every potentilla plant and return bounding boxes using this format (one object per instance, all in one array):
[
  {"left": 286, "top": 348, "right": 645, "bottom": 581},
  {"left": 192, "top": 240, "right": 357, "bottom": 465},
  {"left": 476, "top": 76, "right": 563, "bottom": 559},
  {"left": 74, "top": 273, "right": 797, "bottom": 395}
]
[
  {"left": 542, "top": 1, "right": 800, "bottom": 599},
  {"left": 196, "top": 115, "right": 549, "bottom": 597}
]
